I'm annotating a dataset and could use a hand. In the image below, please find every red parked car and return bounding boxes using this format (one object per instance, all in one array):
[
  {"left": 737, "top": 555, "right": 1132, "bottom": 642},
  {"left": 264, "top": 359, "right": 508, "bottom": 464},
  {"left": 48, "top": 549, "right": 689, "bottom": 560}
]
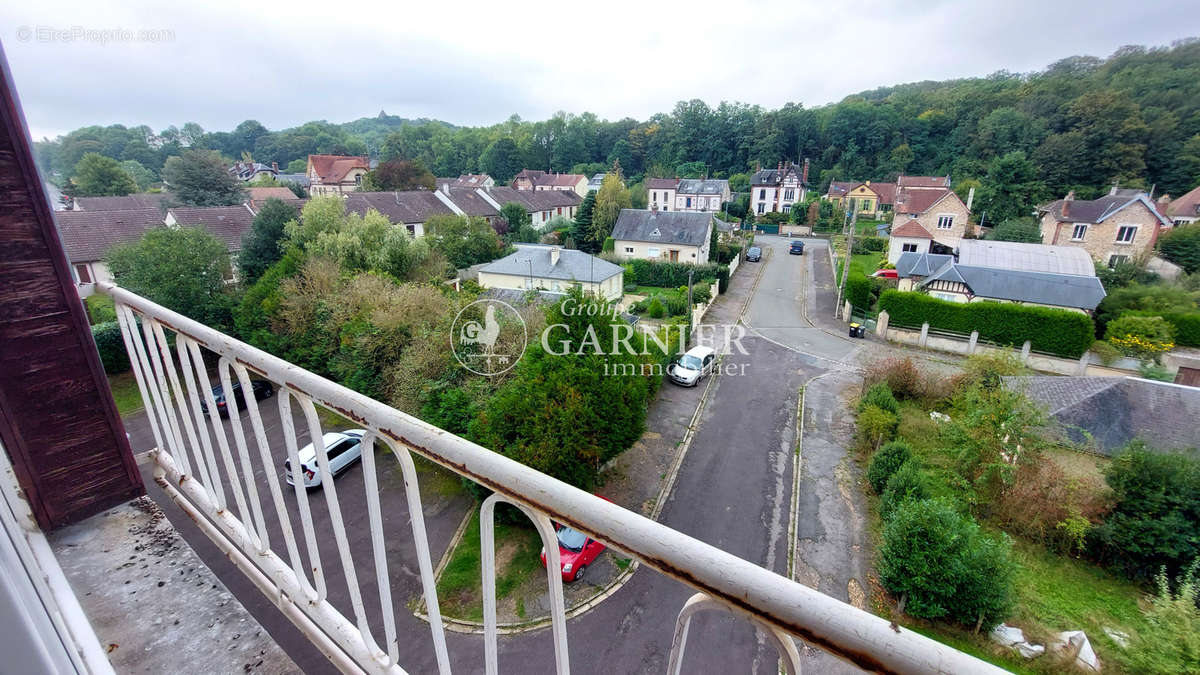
[
  {"left": 539, "top": 497, "right": 612, "bottom": 582},
  {"left": 871, "top": 269, "right": 899, "bottom": 279}
]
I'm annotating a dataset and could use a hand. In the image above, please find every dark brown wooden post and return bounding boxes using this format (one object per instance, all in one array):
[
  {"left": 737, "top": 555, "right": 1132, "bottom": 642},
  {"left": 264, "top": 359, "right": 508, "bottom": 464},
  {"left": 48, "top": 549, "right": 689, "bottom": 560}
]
[{"left": 0, "top": 43, "right": 143, "bottom": 529}]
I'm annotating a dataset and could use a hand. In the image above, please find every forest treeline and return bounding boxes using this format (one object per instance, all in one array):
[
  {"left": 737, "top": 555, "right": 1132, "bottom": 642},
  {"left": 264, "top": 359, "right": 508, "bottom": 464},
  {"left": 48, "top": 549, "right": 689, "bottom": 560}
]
[{"left": 36, "top": 39, "right": 1200, "bottom": 200}]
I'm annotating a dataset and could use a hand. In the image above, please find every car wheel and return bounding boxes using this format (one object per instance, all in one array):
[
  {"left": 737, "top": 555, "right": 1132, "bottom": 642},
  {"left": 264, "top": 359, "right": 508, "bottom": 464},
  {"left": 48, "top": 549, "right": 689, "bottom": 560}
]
[{"left": 573, "top": 564, "right": 587, "bottom": 582}]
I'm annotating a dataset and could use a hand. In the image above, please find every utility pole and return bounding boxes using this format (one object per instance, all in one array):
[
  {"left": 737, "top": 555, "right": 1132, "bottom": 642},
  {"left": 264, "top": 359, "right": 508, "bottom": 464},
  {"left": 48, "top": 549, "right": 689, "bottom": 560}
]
[
  {"left": 686, "top": 267, "right": 694, "bottom": 348},
  {"left": 833, "top": 202, "right": 857, "bottom": 319}
]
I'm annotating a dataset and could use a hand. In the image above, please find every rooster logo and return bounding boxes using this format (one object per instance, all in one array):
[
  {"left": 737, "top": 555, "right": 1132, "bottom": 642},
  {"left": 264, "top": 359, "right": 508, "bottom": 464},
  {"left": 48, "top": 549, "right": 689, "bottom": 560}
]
[{"left": 451, "top": 299, "right": 527, "bottom": 376}]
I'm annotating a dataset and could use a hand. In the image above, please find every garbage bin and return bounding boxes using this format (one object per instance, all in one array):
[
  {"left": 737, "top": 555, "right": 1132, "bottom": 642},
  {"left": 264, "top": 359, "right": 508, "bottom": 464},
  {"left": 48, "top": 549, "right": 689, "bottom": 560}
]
[{"left": 848, "top": 322, "right": 864, "bottom": 338}]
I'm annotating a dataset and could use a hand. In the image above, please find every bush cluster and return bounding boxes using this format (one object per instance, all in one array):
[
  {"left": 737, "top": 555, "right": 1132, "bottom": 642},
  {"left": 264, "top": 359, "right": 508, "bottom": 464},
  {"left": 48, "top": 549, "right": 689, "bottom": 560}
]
[
  {"left": 1104, "top": 315, "right": 1176, "bottom": 361},
  {"left": 878, "top": 289, "right": 1095, "bottom": 357},
  {"left": 1129, "top": 310, "right": 1200, "bottom": 347},
  {"left": 623, "top": 258, "right": 729, "bottom": 294},
  {"left": 851, "top": 236, "right": 887, "bottom": 254},
  {"left": 91, "top": 321, "right": 130, "bottom": 374},
  {"left": 844, "top": 271, "right": 872, "bottom": 310},
  {"left": 867, "top": 440, "right": 911, "bottom": 494}
]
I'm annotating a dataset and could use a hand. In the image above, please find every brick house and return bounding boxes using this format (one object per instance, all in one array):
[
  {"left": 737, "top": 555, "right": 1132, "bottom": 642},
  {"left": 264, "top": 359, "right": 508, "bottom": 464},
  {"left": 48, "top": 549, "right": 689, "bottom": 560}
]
[
  {"left": 750, "top": 160, "right": 810, "bottom": 217},
  {"left": 892, "top": 189, "right": 972, "bottom": 247},
  {"left": 511, "top": 170, "right": 589, "bottom": 196},
  {"left": 1038, "top": 188, "right": 1173, "bottom": 267},
  {"left": 647, "top": 178, "right": 678, "bottom": 212}
]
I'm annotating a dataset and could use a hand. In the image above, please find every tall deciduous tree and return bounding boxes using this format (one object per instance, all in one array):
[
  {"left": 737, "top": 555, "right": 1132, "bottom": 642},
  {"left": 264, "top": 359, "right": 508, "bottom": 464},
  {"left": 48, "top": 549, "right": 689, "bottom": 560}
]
[
  {"left": 480, "top": 137, "right": 523, "bottom": 183},
  {"left": 162, "top": 149, "right": 246, "bottom": 206},
  {"left": 70, "top": 152, "right": 137, "bottom": 196},
  {"left": 239, "top": 198, "right": 298, "bottom": 283},
  {"left": 589, "top": 173, "right": 631, "bottom": 252},
  {"left": 361, "top": 159, "right": 436, "bottom": 191},
  {"left": 500, "top": 201, "right": 531, "bottom": 232},
  {"left": 106, "top": 227, "right": 235, "bottom": 329},
  {"left": 423, "top": 214, "right": 506, "bottom": 269}
]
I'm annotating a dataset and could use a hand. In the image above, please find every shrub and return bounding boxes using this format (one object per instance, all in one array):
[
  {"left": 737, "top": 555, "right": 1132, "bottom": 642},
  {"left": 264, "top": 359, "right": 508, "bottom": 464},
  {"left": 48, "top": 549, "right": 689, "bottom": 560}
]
[
  {"left": 856, "top": 404, "right": 897, "bottom": 450},
  {"left": 91, "top": 321, "right": 130, "bottom": 374},
  {"left": 646, "top": 298, "right": 666, "bottom": 319},
  {"left": 868, "top": 441, "right": 912, "bottom": 494},
  {"left": 878, "top": 289, "right": 1095, "bottom": 357},
  {"left": 85, "top": 294, "right": 117, "bottom": 325},
  {"left": 993, "top": 459, "right": 1109, "bottom": 554},
  {"left": 880, "top": 459, "right": 930, "bottom": 519},
  {"left": 851, "top": 236, "right": 887, "bottom": 253},
  {"left": 624, "top": 258, "right": 727, "bottom": 289},
  {"left": 624, "top": 282, "right": 637, "bottom": 293},
  {"left": 690, "top": 283, "right": 712, "bottom": 305},
  {"left": 1123, "top": 563, "right": 1200, "bottom": 675},
  {"left": 1154, "top": 312, "right": 1200, "bottom": 348},
  {"left": 1139, "top": 362, "right": 1175, "bottom": 382},
  {"left": 1158, "top": 223, "right": 1200, "bottom": 274},
  {"left": 1090, "top": 339, "right": 1122, "bottom": 365},
  {"left": 1090, "top": 442, "right": 1200, "bottom": 580},
  {"left": 864, "top": 357, "right": 924, "bottom": 400},
  {"left": 879, "top": 498, "right": 1014, "bottom": 627},
  {"left": 844, "top": 271, "right": 872, "bottom": 310},
  {"left": 1105, "top": 315, "right": 1176, "bottom": 361},
  {"left": 859, "top": 382, "right": 899, "bottom": 415}
]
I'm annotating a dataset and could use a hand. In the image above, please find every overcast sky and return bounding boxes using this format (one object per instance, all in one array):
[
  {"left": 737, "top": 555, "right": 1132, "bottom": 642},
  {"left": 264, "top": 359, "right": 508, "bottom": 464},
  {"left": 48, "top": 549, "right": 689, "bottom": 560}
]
[{"left": 4, "top": 0, "right": 1200, "bottom": 140}]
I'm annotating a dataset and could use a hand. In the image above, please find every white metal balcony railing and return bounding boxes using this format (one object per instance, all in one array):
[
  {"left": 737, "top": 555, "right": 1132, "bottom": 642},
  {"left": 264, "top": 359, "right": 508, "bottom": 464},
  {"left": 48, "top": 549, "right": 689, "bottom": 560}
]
[{"left": 98, "top": 280, "right": 1005, "bottom": 675}]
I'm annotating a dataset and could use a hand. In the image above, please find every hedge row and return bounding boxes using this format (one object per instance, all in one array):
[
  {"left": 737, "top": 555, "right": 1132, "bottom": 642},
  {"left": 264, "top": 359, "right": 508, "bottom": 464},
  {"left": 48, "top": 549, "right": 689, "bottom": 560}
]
[
  {"left": 625, "top": 258, "right": 730, "bottom": 294},
  {"left": 91, "top": 321, "right": 130, "bottom": 374},
  {"left": 877, "top": 289, "right": 1095, "bottom": 357},
  {"left": 1130, "top": 310, "right": 1200, "bottom": 347},
  {"left": 844, "top": 271, "right": 872, "bottom": 310}
]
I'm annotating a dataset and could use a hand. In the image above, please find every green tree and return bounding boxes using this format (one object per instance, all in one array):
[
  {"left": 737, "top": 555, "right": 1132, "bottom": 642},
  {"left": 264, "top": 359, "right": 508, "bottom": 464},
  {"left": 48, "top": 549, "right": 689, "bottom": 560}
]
[
  {"left": 986, "top": 217, "right": 1042, "bottom": 243},
  {"left": 119, "top": 159, "right": 157, "bottom": 191},
  {"left": 1158, "top": 224, "right": 1200, "bottom": 274},
  {"left": 975, "top": 151, "right": 1045, "bottom": 223},
  {"left": 423, "top": 214, "right": 506, "bottom": 269},
  {"left": 480, "top": 137, "right": 523, "bottom": 182},
  {"left": 361, "top": 158, "right": 436, "bottom": 191},
  {"left": 590, "top": 173, "right": 631, "bottom": 252},
  {"left": 570, "top": 192, "right": 596, "bottom": 250},
  {"left": 868, "top": 440, "right": 912, "bottom": 494},
  {"left": 469, "top": 287, "right": 659, "bottom": 489},
  {"left": 239, "top": 198, "right": 297, "bottom": 283},
  {"left": 161, "top": 149, "right": 246, "bottom": 206},
  {"left": 70, "top": 152, "right": 137, "bottom": 197},
  {"left": 879, "top": 498, "right": 1014, "bottom": 627},
  {"left": 106, "top": 227, "right": 235, "bottom": 329},
  {"left": 500, "top": 201, "right": 531, "bottom": 232},
  {"left": 282, "top": 197, "right": 434, "bottom": 281}
]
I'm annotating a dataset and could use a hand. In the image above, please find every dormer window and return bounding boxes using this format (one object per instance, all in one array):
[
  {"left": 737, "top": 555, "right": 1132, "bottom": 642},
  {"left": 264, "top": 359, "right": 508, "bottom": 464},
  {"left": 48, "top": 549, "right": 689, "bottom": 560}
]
[{"left": 649, "top": 228, "right": 661, "bottom": 237}]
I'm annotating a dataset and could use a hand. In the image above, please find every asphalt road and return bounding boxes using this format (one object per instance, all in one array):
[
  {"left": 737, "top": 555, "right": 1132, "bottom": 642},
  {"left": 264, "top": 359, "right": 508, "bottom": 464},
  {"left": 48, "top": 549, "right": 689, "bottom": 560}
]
[{"left": 127, "top": 235, "right": 874, "bottom": 674}]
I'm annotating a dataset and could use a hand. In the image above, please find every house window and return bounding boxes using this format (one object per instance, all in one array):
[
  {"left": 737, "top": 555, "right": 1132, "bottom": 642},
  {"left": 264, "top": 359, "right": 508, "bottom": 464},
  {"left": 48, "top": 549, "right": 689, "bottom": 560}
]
[
  {"left": 1115, "top": 225, "right": 1137, "bottom": 243},
  {"left": 1071, "top": 224, "right": 1087, "bottom": 241},
  {"left": 784, "top": 188, "right": 795, "bottom": 201},
  {"left": 74, "top": 263, "right": 91, "bottom": 284},
  {"left": 686, "top": 197, "right": 692, "bottom": 208},
  {"left": 647, "top": 247, "right": 660, "bottom": 258},
  {"left": 652, "top": 191, "right": 657, "bottom": 202},
  {"left": 759, "top": 189, "right": 766, "bottom": 199},
  {"left": 861, "top": 199, "right": 872, "bottom": 212},
  {"left": 1109, "top": 254, "right": 1130, "bottom": 267},
  {"left": 624, "top": 247, "right": 634, "bottom": 253},
  {"left": 782, "top": 204, "right": 791, "bottom": 214},
  {"left": 663, "top": 205, "right": 668, "bottom": 211},
  {"left": 936, "top": 215, "right": 954, "bottom": 230},
  {"left": 557, "top": 207, "right": 562, "bottom": 215},
  {"left": 757, "top": 203, "right": 765, "bottom": 214},
  {"left": 902, "top": 243, "right": 919, "bottom": 253},
  {"left": 354, "top": 174, "right": 362, "bottom": 186}
]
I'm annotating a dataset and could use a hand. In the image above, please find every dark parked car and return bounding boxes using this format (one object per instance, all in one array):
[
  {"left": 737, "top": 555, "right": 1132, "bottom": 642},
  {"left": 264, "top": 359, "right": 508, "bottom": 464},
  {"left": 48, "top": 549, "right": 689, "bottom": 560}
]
[
  {"left": 200, "top": 379, "right": 274, "bottom": 417},
  {"left": 746, "top": 246, "right": 762, "bottom": 262},
  {"left": 789, "top": 240, "right": 805, "bottom": 255}
]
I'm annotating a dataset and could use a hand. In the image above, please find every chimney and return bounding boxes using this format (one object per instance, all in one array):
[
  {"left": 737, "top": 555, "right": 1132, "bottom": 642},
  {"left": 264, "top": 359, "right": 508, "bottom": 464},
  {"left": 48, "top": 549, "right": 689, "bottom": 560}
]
[
  {"left": 802, "top": 158, "right": 809, "bottom": 184},
  {"left": 440, "top": 182, "right": 450, "bottom": 196},
  {"left": 271, "top": 162, "right": 278, "bottom": 172},
  {"left": 966, "top": 186, "right": 975, "bottom": 211},
  {"left": 777, "top": 161, "right": 783, "bottom": 172},
  {"left": 1062, "top": 190, "right": 1075, "bottom": 219},
  {"left": 1110, "top": 183, "right": 1119, "bottom": 196},
  {"left": 550, "top": 247, "right": 560, "bottom": 266}
]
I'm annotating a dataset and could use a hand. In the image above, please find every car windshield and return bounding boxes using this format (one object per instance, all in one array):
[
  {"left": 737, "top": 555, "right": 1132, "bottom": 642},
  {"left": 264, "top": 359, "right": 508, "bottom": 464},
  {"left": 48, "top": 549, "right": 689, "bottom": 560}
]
[
  {"left": 750, "top": 247, "right": 761, "bottom": 253},
  {"left": 680, "top": 355, "right": 703, "bottom": 370},
  {"left": 556, "top": 526, "right": 587, "bottom": 551}
]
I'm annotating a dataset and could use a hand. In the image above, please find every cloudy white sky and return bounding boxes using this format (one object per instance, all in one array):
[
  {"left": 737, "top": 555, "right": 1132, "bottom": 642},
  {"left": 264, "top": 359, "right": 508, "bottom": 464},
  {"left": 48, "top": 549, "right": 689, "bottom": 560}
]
[{"left": 4, "top": 0, "right": 1200, "bottom": 140}]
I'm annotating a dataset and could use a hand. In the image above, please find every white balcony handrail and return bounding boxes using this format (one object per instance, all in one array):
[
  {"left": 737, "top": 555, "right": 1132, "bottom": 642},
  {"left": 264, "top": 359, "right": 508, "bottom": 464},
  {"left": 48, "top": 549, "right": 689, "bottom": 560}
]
[{"left": 97, "top": 281, "right": 1007, "bottom": 675}]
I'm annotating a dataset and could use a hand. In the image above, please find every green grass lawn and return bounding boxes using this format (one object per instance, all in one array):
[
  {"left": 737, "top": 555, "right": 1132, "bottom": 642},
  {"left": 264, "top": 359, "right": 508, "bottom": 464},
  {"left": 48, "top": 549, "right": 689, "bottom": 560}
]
[
  {"left": 108, "top": 372, "right": 144, "bottom": 416},
  {"left": 836, "top": 253, "right": 884, "bottom": 283},
  {"left": 435, "top": 509, "right": 545, "bottom": 622}
]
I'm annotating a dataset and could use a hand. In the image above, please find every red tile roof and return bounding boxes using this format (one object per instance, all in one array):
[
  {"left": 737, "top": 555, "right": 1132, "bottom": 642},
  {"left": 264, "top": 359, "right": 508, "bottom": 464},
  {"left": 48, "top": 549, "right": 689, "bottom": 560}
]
[
  {"left": 54, "top": 208, "right": 166, "bottom": 262},
  {"left": 308, "top": 155, "right": 369, "bottom": 183},
  {"left": 890, "top": 219, "right": 934, "bottom": 238},
  {"left": 647, "top": 178, "right": 679, "bottom": 190},
  {"left": 897, "top": 175, "right": 951, "bottom": 189},
  {"left": 895, "top": 188, "right": 956, "bottom": 215},
  {"left": 246, "top": 187, "right": 297, "bottom": 203}
]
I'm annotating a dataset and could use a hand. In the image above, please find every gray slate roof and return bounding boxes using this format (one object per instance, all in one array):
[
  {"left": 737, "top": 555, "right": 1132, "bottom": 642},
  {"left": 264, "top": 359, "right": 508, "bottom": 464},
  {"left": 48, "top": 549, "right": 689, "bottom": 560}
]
[
  {"left": 480, "top": 244, "right": 622, "bottom": 283},
  {"left": 167, "top": 205, "right": 256, "bottom": 251},
  {"left": 956, "top": 240, "right": 1096, "bottom": 277},
  {"left": 345, "top": 191, "right": 453, "bottom": 224},
  {"left": 611, "top": 209, "right": 712, "bottom": 247},
  {"left": 1040, "top": 192, "right": 1171, "bottom": 227},
  {"left": 55, "top": 208, "right": 167, "bottom": 262},
  {"left": 1005, "top": 376, "right": 1200, "bottom": 455},
  {"left": 920, "top": 263, "right": 1106, "bottom": 310},
  {"left": 676, "top": 179, "right": 728, "bottom": 195},
  {"left": 73, "top": 193, "right": 173, "bottom": 212},
  {"left": 895, "top": 252, "right": 953, "bottom": 278}
]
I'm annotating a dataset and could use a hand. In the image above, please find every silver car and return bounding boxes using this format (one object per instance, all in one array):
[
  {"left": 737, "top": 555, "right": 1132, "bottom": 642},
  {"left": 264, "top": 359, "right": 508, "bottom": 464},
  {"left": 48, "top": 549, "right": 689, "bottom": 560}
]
[
  {"left": 668, "top": 346, "right": 717, "bottom": 387},
  {"left": 284, "top": 429, "right": 367, "bottom": 488}
]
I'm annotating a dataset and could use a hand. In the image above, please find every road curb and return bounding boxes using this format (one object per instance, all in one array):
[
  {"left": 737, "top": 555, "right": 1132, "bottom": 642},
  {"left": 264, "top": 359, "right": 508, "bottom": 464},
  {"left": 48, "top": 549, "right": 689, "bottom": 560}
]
[{"left": 786, "top": 371, "right": 834, "bottom": 583}]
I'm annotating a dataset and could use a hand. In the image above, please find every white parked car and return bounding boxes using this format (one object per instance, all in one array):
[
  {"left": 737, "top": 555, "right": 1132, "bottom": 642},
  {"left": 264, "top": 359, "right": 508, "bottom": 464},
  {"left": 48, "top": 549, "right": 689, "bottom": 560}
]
[
  {"left": 284, "top": 429, "right": 367, "bottom": 488},
  {"left": 667, "top": 345, "right": 717, "bottom": 387}
]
